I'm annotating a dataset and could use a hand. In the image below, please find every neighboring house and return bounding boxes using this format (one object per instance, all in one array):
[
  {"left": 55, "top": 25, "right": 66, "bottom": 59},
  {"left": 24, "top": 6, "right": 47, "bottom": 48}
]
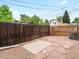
[
  {"left": 50, "top": 19, "right": 71, "bottom": 26},
  {"left": 50, "top": 19, "right": 61, "bottom": 26}
]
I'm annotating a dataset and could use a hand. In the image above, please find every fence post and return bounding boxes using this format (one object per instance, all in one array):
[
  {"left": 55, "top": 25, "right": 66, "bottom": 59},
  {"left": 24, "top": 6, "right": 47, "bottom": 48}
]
[{"left": 77, "top": 25, "right": 79, "bottom": 40}]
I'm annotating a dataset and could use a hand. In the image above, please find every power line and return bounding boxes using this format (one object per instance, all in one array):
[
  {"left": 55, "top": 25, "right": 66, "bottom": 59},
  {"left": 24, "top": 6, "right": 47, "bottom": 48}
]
[
  {"left": 40, "top": 8, "right": 79, "bottom": 18},
  {"left": 0, "top": 0, "right": 64, "bottom": 11},
  {"left": 69, "top": 8, "right": 79, "bottom": 12},
  {"left": 9, "top": 0, "right": 57, "bottom": 7},
  {"left": 4, "top": 0, "right": 78, "bottom": 11},
  {"left": 9, "top": 0, "right": 70, "bottom": 11},
  {"left": 13, "top": 0, "right": 64, "bottom": 11},
  {"left": 1, "top": 0, "right": 79, "bottom": 12},
  {"left": 68, "top": 8, "right": 79, "bottom": 16},
  {"left": 11, "top": 0, "right": 79, "bottom": 10},
  {"left": 0, "top": 1, "right": 44, "bottom": 10}
]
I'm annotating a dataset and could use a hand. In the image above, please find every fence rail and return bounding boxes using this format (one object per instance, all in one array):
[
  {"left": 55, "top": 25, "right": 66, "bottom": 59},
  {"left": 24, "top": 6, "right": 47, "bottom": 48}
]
[{"left": 0, "top": 23, "right": 50, "bottom": 47}]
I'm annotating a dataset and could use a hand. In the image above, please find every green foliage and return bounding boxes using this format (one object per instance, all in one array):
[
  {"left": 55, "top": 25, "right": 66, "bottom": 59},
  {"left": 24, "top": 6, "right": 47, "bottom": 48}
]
[
  {"left": 14, "top": 20, "right": 19, "bottom": 22},
  {"left": 57, "top": 16, "right": 62, "bottom": 22},
  {"left": 39, "top": 19, "right": 44, "bottom": 25},
  {"left": 44, "top": 19, "right": 50, "bottom": 25},
  {"left": 30, "top": 15, "right": 40, "bottom": 25},
  {"left": 62, "top": 10, "right": 70, "bottom": 24},
  {"left": 0, "top": 5, "right": 13, "bottom": 22},
  {"left": 72, "top": 17, "right": 79, "bottom": 23},
  {"left": 20, "top": 14, "right": 31, "bottom": 23}
]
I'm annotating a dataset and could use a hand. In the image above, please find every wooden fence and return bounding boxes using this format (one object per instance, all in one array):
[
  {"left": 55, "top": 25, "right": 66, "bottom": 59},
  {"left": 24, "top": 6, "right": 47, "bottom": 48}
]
[
  {"left": 0, "top": 22, "right": 79, "bottom": 47},
  {"left": 0, "top": 23, "right": 50, "bottom": 47},
  {"left": 50, "top": 25, "right": 77, "bottom": 36}
]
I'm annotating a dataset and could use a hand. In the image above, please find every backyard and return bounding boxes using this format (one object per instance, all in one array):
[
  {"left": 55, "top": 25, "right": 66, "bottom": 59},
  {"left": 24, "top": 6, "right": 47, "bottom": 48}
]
[{"left": 0, "top": 0, "right": 79, "bottom": 59}]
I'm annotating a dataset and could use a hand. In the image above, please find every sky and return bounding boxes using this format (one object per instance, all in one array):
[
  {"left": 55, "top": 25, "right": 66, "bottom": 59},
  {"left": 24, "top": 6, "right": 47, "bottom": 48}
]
[{"left": 0, "top": 0, "right": 79, "bottom": 21}]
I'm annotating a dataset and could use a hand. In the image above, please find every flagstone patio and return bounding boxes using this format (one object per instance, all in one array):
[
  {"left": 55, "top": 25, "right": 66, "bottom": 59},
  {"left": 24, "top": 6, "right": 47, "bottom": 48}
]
[{"left": 0, "top": 36, "right": 79, "bottom": 59}]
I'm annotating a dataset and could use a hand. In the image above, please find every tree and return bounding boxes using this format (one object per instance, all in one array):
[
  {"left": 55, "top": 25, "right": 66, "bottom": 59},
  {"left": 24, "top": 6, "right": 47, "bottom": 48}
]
[
  {"left": 30, "top": 15, "right": 40, "bottom": 25},
  {"left": 62, "top": 10, "right": 70, "bottom": 24},
  {"left": 57, "top": 16, "right": 62, "bottom": 22},
  {"left": 14, "top": 20, "right": 19, "bottom": 23},
  {"left": 44, "top": 19, "right": 50, "bottom": 25},
  {"left": 20, "top": 14, "right": 31, "bottom": 23},
  {"left": 39, "top": 19, "right": 44, "bottom": 25},
  {"left": 72, "top": 17, "right": 79, "bottom": 23},
  {"left": 0, "top": 5, "right": 13, "bottom": 22}
]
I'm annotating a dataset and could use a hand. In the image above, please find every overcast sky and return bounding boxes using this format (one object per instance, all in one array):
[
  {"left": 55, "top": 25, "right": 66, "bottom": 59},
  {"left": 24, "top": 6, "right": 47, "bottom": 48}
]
[{"left": 0, "top": 0, "right": 79, "bottom": 21}]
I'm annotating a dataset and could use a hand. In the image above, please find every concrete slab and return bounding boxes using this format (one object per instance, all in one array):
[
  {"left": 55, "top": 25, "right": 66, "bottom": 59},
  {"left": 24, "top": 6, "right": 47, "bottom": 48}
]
[{"left": 22, "top": 40, "right": 52, "bottom": 54}]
